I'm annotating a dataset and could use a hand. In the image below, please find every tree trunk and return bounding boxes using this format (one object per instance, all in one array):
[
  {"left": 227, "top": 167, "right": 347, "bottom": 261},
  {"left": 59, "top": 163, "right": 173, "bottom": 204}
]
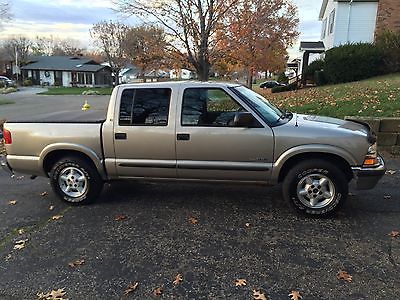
[
  {"left": 196, "top": 61, "right": 210, "bottom": 81},
  {"left": 246, "top": 68, "right": 253, "bottom": 89}
]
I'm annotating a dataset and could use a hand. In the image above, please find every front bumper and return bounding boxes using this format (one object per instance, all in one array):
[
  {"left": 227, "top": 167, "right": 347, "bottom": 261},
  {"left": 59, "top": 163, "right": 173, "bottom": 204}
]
[
  {"left": 351, "top": 156, "right": 386, "bottom": 190},
  {"left": 0, "top": 155, "right": 14, "bottom": 177}
]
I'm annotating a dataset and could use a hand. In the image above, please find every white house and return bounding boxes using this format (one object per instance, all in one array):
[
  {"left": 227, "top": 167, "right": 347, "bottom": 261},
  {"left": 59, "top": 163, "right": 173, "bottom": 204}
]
[
  {"left": 319, "top": 0, "right": 379, "bottom": 50},
  {"left": 169, "top": 68, "right": 195, "bottom": 80}
]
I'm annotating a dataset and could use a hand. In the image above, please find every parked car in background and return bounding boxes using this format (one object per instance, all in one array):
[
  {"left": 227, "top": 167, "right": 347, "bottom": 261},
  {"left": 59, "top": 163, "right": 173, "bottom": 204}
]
[
  {"left": 0, "top": 76, "right": 16, "bottom": 87},
  {"left": 260, "top": 81, "right": 286, "bottom": 89}
]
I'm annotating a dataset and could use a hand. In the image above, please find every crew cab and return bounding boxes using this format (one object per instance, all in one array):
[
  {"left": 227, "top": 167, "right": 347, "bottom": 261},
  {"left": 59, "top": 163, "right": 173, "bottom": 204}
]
[{"left": 1, "top": 82, "right": 386, "bottom": 216}]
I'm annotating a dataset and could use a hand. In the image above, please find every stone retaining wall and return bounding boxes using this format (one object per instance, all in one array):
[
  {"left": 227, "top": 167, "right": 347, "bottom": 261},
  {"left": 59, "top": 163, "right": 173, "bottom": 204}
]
[{"left": 345, "top": 116, "right": 400, "bottom": 155}]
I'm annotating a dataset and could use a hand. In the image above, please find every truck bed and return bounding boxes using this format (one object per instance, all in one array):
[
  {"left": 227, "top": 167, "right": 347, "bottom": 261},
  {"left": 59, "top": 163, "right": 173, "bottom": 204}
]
[{"left": 6, "top": 109, "right": 107, "bottom": 124}]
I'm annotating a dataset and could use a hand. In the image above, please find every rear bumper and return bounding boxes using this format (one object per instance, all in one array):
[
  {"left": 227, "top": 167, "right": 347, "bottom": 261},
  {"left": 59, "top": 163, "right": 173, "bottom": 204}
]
[{"left": 351, "top": 156, "right": 386, "bottom": 190}]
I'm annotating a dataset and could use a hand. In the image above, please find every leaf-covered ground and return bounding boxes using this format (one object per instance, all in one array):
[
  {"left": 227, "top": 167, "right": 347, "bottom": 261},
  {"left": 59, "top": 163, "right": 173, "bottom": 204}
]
[{"left": 257, "top": 73, "right": 400, "bottom": 119}]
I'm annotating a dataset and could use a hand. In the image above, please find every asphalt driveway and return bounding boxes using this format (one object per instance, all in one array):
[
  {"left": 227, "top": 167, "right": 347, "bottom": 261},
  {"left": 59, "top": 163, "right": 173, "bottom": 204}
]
[
  {"left": 0, "top": 154, "right": 399, "bottom": 299},
  {"left": 0, "top": 87, "right": 109, "bottom": 120}
]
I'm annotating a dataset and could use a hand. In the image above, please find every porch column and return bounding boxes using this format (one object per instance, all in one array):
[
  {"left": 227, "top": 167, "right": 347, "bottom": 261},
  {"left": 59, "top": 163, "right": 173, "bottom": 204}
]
[{"left": 301, "top": 51, "right": 310, "bottom": 86}]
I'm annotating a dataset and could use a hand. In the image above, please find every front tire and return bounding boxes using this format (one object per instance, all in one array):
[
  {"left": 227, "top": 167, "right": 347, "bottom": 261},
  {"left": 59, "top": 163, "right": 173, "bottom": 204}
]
[
  {"left": 282, "top": 160, "right": 348, "bottom": 216},
  {"left": 50, "top": 156, "right": 103, "bottom": 205}
]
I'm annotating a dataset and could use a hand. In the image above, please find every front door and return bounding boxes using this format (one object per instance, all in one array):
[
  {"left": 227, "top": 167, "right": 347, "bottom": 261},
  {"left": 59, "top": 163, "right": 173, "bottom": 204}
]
[
  {"left": 176, "top": 87, "right": 274, "bottom": 182},
  {"left": 113, "top": 87, "right": 177, "bottom": 178}
]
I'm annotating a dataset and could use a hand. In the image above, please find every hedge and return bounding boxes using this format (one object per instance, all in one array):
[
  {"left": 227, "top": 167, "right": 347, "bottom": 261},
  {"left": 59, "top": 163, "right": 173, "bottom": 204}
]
[{"left": 324, "top": 43, "right": 384, "bottom": 84}]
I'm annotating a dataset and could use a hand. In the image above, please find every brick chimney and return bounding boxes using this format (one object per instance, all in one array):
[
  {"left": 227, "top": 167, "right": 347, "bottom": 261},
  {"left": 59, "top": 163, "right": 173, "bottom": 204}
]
[{"left": 375, "top": 0, "right": 400, "bottom": 36}]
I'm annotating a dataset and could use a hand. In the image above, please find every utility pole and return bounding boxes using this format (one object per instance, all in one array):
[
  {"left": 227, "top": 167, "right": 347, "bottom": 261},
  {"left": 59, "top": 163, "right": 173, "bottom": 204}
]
[{"left": 15, "top": 47, "right": 19, "bottom": 84}]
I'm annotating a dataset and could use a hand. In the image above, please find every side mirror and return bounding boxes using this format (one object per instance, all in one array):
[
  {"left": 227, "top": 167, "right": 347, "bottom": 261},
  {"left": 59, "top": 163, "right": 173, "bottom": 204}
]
[{"left": 234, "top": 112, "right": 254, "bottom": 127}]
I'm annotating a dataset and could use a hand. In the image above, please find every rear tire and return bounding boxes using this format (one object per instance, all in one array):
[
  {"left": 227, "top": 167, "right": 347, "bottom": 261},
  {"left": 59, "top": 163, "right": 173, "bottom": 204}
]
[
  {"left": 50, "top": 156, "right": 103, "bottom": 205},
  {"left": 282, "top": 159, "right": 348, "bottom": 216}
]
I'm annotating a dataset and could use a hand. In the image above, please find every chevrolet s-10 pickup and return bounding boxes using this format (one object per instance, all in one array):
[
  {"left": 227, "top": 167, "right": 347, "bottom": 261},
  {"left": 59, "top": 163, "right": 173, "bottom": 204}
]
[{"left": 1, "top": 82, "right": 385, "bottom": 216}]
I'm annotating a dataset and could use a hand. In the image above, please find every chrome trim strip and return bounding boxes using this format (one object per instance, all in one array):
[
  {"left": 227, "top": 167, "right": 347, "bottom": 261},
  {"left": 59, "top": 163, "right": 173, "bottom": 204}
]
[
  {"left": 116, "top": 159, "right": 271, "bottom": 171},
  {"left": 178, "top": 161, "right": 271, "bottom": 171},
  {"left": 117, "top": 159, "right": 176, "bottom": 169}
]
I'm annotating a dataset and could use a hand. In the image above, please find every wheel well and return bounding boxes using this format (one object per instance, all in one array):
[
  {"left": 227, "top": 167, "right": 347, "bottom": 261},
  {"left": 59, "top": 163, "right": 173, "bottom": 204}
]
[
  {"left": 43, "top": 150, "right": 97, "bottom": 176},
  {"left": 277, "top": 153, "right": 353, "bottom": 183}
]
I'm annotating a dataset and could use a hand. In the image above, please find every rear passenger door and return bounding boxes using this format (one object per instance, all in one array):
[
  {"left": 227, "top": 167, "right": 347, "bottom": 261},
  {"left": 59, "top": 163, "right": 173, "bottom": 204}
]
[
  {"left": 176, "top": 87, "right": 274, "bottom": 182},
  {"left": 113, "top": 87, "right": 177, "bottom": 178}
]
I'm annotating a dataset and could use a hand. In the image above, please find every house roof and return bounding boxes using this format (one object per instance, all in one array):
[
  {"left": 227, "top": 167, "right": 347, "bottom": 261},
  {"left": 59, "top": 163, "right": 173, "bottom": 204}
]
[
  {"left": 21, "top": 56, "right": 108, "bottom": 72},
  {"left": 319, "top": 0, "right": 379, "bottom": 20},
  {"left": 300, "top": 41, "right": 325, "bottom": 51}
]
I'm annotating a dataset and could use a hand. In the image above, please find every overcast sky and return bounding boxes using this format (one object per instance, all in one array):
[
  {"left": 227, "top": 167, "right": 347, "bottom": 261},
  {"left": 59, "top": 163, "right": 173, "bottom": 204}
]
[{"left": 0, "top": 0, "right": 322, "bottom": 59}]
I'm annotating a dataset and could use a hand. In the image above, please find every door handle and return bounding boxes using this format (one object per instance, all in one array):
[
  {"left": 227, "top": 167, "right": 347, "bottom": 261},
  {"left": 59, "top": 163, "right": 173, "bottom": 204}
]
[
  {"left": 115, "top": 133, "right": 127, "bottom": 140},
  {"left": 177, "top": 133, "right": 190, "bottom": 141}
]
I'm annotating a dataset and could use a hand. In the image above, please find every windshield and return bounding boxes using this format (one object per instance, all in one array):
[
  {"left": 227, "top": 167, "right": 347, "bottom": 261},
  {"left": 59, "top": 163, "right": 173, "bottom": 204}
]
[{"left": 231, "top": 86, "right": 283, "bottom": 124}]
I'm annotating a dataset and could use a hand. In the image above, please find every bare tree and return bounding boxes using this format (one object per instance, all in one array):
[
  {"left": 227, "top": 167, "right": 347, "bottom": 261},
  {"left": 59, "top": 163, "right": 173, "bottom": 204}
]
[
  {"left": 0, "top": 1, "right": 12, "bottom": 25},
  {"left": 2, "top": 36, "right": 32, "bottom": 65},
  {"left": 116, "top": 0, "right": 239, "bottom": 81},
  {"left": 31, "top": 36, "right": 85, "bottom": 56},
  {"left": 90, "top": 21, "right": 129, "bottom": 85}
]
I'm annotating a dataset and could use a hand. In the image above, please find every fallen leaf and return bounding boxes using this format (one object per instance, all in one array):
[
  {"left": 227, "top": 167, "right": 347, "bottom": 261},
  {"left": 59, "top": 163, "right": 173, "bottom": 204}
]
[
  {"left": 173, "top": 274, "right": 183, "bottom": 285},
  {"left": 40, "top": 191, "right": 48, "bottom": 197},
  {"left": 49, "top": 205, "right": 55, "bottom": 211},
  {"left": 115, "top": 214, "right": 127, "bottom": 221},
  {"left": 384, "top": 195, "right": 392, "bottom": 200},
  {"left": 289, "top": 290, "right": 302, "bottom": 300},
  {"left": 52, "top": 215, "right": 63, "bottom": 221},
  {"left": 124, "top": 282, "right": 139, "bottom": 295},
  {"left": 388, "top": 230, "right": 400, "bottom": 238},
  {"left": 188, "top": 217, "right": 198, "bottom": 225},
  {"left": 18, "top": 228, "right": 25, "bottom": 235},
  {"left": 245, "top": 223, "right": 251, "bottom": 228},
  {"left": 13, "top": 239, "right": 28, "bottom": 250},
  {"left": 37, "top": 288, "right": 67, "bottom": 300},
  {"left": 253, "top": 289, "right": 267, "bottom": 300},
  {"left": 8, "top": 200, "right": 17, "bottom": 205},
  {"left": 234, "top": 279, "right": 247, "bottom": 287},
  {"left": 68, "top": 259, "right": 85, "bottom": 268},
  {"left": 152, "top": 287, "right": 163, "bottom": 297},
  {"left": 337, "top": 270, "right": 352, "bottom": 282},
  {"left": 386, "top": 170, "right": 397, "bottom": 175}
]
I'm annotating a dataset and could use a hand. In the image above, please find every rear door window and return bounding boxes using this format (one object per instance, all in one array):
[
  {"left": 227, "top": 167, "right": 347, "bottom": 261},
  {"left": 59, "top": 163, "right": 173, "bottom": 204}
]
[{"left": 119, "top": 88, "right": 172, "bottom": 126}]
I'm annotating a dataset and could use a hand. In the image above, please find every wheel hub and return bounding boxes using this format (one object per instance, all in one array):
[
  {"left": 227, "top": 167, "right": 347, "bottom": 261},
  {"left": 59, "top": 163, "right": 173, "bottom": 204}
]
[
  {"left": 58, "top": 167, "right": 88, "bottom": 200},
  {"left": 297, "top": 173, "right": 336, "bottom": 209}
]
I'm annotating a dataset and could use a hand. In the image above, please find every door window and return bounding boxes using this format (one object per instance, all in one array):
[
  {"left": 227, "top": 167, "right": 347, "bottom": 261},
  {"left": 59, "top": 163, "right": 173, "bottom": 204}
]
[
  {"left": 181, "top": 88, "right": 247, "bottom": 127},
  {"left": 119, "top": 88, "right": 172, "bottom": 126}
]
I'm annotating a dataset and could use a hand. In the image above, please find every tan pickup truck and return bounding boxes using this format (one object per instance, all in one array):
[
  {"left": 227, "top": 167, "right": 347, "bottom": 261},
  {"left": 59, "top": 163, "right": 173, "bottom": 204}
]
[{"left": 1, "top": 82, "right": 385, "bottom": 216}]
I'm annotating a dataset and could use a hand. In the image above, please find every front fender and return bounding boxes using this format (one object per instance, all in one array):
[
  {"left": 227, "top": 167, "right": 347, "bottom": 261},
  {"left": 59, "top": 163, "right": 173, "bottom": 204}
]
[{"left": 271, "top": 144, "right": 358, "bottom": 183}]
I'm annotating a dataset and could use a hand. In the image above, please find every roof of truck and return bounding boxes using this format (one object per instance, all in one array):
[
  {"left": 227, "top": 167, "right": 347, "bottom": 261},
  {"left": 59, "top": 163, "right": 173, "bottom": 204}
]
[{"left": 117, "top": 81, "right": 241, "bottom": 89}]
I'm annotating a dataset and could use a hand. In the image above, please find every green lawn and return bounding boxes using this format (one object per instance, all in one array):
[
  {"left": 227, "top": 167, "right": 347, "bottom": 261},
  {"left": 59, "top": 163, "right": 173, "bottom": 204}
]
[
  {"left": 38, "top": 87, "right": 113, "bottom": 95},
  {"left": 256, "top": 73, "right": 400, "bottom": 119},
  {"left": 0, "top": 99, "right": 15, "bottom": 105}
]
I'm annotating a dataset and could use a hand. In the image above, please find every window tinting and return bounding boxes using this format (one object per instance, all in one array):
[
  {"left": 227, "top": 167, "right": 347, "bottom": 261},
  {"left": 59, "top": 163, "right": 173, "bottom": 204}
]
[
  {"left": 182, "top": 88, "right": 246, "bottom": 127},
  {"left": 119, "top": 88, "right": 171, "bottom": 126}
]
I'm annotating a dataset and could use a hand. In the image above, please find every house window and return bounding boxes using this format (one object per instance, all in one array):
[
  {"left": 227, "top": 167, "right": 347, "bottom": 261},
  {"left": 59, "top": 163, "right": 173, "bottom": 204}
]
[
  {"left": 329, "top": 9, "right": 335, "bottom": 34},
  {"left": 85, "top": 73, "right": 93, "bottom": 85},
  {"left": 77, "top": 72, "right": 85, "bottom": 84},
  {"left": 321, "top": 18, "right": 327, "bottom": 39},
  {"left": 119, "top": 88, "right": 172, "bottom": 126}
]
